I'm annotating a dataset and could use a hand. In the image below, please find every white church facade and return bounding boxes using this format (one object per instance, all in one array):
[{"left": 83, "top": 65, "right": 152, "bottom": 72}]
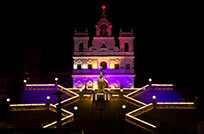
[{"left": 72, "top": 5, "right": 135, "bottom": 89}]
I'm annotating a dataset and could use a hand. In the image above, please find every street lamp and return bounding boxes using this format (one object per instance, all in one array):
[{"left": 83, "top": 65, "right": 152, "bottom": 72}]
[
  {"left": 47, "top": 96, "right": 50, "bottom": 100},
  {"left": 55, "top": 77, "right": 58, "bottom": 81},
  {"left": 152, "top": 95, "right": 156, "bottom": 108},
  {"left": 54, "top": 91, "right": 64, "bottom": 128},
  {"left": 73, "top": 106, "right": 78, "bottom": 120},
  {"left": 55, "top": 77, "right": 58, "bottom": 86},
  {"left": 121, "top": 104, "right": 126, "bottom": 121},
  {"left": 122, "top": 104, "right": 126, "bottom": 109},
  {"left": 74, "top": 106, "right": 78, "bottom": 111},
  {"left": 152, "top": 95, "right": 156, "bottom": 100},
  {"left": 148, "top": 78, "right": 152, "bottom": 88},
  {"left": 79, "top": 88, "right": 83, "bottom": 92},
  {"left": 23, "top": 79, "right": 27, "bottom": 90},
  {"left": 120, "top": 89, "right": 124, "bottom": 100},
  {"left": 23, "top": 79, "right": 27, "bottom": 84},
  {"left": 46, "top": 96, "right": 50, "bottom": 106},
  {"left": 6, "top": 98, "right": 10, "bottom": 103},
  {"left": 6, "top": 98, "right": 10, "bottom": 106}
]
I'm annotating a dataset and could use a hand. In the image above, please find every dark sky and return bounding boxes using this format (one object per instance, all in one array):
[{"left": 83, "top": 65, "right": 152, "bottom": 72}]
[{"left": 0, "top": 1, "right": 202, "bottom": 97}]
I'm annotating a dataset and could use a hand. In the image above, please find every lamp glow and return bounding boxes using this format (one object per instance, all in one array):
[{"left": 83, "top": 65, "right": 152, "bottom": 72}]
[
  {"left": 120, "top": 89, "right": 124, "bottom": 92},
  {"left": 6, "top": 98, "right": 10, "bottom": 102},
  {"left": 148, "top": 78, "right": 152, "bottom": 82},
  {"left": 122, "top": 104, "right": 126, "bottom": 109},
  {"left": 47, "top": 96, "right": 50, "bottom": 100},
  {"left": 152, "top": 95, "right": 156, "bottom": 100},
  {"left": 74, "top": 106, "right": 78, "bottom": 111},
  {"left": 23, "top": 79, "right": 27, "bottom": 83},
  {"left": 55, "top": 77, "right": 58, "bottom": 81}
]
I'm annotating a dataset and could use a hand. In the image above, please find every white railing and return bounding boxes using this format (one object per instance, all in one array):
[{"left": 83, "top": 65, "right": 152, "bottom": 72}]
[{"left": 156, "top": 102, "right": 195, "bottom": 109}]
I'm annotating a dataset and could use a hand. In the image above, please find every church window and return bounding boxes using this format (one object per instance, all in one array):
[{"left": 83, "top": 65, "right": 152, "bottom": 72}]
[
  {"left": 114, "top": 64, "right": 119, "bottom": 69},
  {"left": 101, "top": 43, "right": 106, "bottom": 48},
  {"left": 75, "top": 80, "right": 83, "bottom": 88},
  {"left": 79, "top": 43, "right": 83, "bottom": 52},
  {"left": 77, "top": 64, "right": 81, "bottom": 70},
  {"left": 100, "top": 62, "right": 107, "bottom": 69},
  {"left": 100, "top": 24, "right": 108, "bottom": 37},
  {"left": 124, "top": 43, "right": 129, "bottom": 52},
  {"left": 88, "top": 64, "right": 92, "bottom": 69}
]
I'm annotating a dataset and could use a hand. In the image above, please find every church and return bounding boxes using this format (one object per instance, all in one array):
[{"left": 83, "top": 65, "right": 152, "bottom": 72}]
[
  {"left": 72, "top": 5, "right": 135, "bottom": 89},
  {"left": 1, "top": 3, "right": 199, "bottom": 134}
]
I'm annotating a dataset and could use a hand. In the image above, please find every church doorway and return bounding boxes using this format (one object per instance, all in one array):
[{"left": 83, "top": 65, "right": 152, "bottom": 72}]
[{"left": 100, "top": 62, "right": 107, "bottom": 69}]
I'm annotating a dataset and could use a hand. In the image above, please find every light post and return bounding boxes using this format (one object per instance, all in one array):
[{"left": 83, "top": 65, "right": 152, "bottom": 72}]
[
  {"left": 54, "top": 91, "right": 64, "bottom": 128},
  {"left": 46, "top": 96, "right": 50, "bottom": 106},
  {"left": 121, "top": 104, "right": 126, "bottom": 133},
  {"left": 55, "top": 77, "right": 58, "bottom": 86},
  {"left": 73, "top": 106, "right": 78, "bottom": 121},
  {"left": 120, "top": 83, "right": 124, "bottom": 100},
  {"left": 23, "top": 79, "right": 27, "bottom": 90},
  {"left": 79, "top": 88, "right": 83, "bottom": 100},
  {"left": 121, "top": 104, "right": 126, "bottom": 120},
  {"left": 23, "top": 79, "right": 27, "bottom": 84},
  {"left": 149, "top": 78, "right": 152, "bottom": 85},
  {"left": 152, "top": 95, "right": 156, "bottom": 108},
  {"left": 6, "top": 98, "right": 10, "bottom": 106}
]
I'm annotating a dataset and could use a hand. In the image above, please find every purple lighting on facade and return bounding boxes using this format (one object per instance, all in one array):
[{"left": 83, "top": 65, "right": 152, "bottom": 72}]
[{"left": 73, "top": 75, "right": 134, "bottom": 88}]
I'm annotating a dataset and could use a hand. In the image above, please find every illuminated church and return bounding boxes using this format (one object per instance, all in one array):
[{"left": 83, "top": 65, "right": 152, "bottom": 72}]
[
  {"left": 7, "top": 4, "right": 197, "bottom": 133},
  {"left": 72, "top": 5, "right": 135, "bottom": 89}
]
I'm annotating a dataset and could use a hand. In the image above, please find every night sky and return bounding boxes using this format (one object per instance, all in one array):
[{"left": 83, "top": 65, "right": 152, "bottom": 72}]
[{"left": 0, "top": 1, "right": 202, "bottom": 99}]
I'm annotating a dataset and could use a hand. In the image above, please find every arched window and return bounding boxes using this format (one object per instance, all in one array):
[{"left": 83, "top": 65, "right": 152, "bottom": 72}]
[
  {"left": 124, "top": 43, "right": 129, "bottom": 52},
  {"left": 100, "top": 61, "right": 107, "bottom": 69},
  {"left": 100, "top": 24, "right": 108, "bottom": 37},
  {"left": 87, "top": 81, "right": 93, "bottom": 88},
  {"left": 77, "top": 64, "right": 81, "bottom": 70},
  {"left": 114, "top": 64, "right": 119, "bottom": 69},
  {"left": 79, "top": 43, "right": 83, "bottom": 52},
  {"left": 88, "top": 64, "right": 92, "bottom": 69},
  {"left": 75, "top": 80, "right": 83, "bottom": 88},
  {"left": 101, "top": 43, "right": 107, "bottom": 48}
]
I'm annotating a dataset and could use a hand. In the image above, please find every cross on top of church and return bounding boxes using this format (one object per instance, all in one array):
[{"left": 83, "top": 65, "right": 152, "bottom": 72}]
[{"left": 101, "top": 5, "right": 106, "bottom": 12}]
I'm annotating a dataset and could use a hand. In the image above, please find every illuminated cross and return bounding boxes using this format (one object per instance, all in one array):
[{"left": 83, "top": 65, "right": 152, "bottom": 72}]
[{"left": 101, "top": 5, "right": 106, "bottom": 12}]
